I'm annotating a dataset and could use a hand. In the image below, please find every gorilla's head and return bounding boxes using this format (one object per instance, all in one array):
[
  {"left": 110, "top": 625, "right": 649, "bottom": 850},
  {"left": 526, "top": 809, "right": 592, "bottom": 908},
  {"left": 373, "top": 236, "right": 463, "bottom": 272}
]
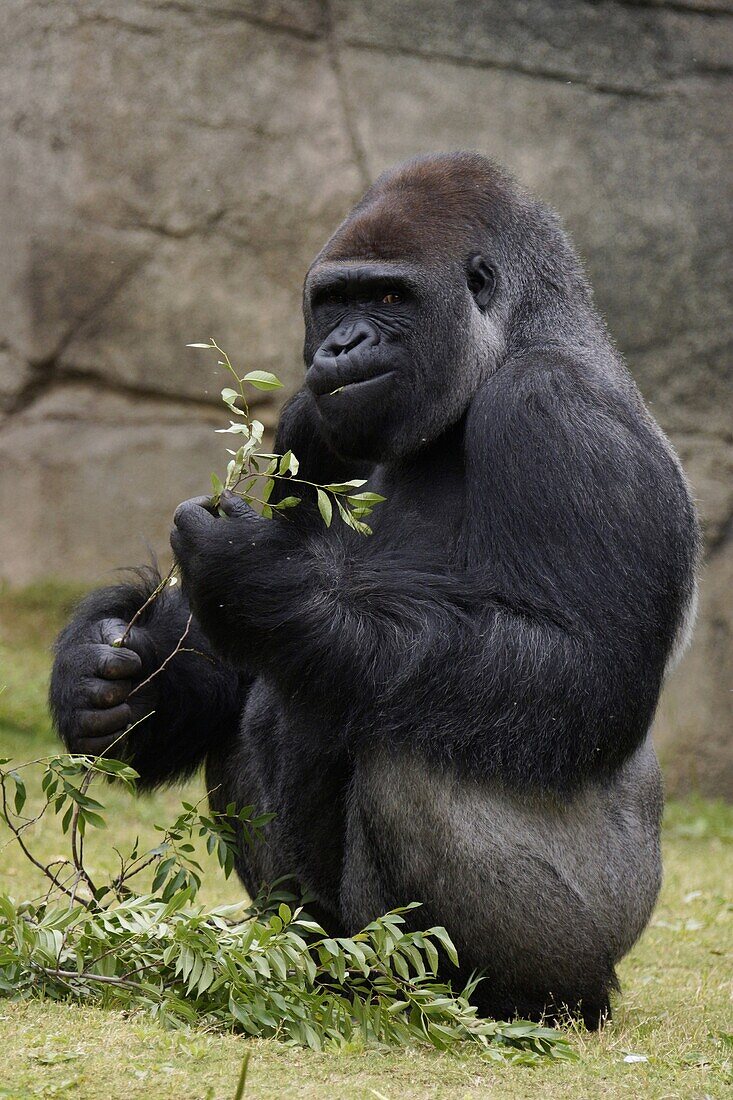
[{"left": 302, "top": 151, "right": 593, "bottom": 462}]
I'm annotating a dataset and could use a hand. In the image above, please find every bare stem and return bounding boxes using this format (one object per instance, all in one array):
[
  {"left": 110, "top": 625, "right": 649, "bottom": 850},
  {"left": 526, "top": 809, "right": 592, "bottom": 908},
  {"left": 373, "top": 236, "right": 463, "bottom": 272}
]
[
  {"left": 128, "top": 613, "right": 193, "bottom": 699},
  {"left": 69, "top": 766, "right": 98, "bottom": 900},
  {"left": 115, "top": 566, "right": 176, "bottom": 648},
  {"left": 40, "top": 966, "right": 151, "bottom": 993}
]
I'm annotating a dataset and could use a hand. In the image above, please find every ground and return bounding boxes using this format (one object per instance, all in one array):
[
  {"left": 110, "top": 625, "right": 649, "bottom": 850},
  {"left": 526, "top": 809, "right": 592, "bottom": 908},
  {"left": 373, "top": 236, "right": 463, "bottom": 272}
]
[{"left": 0, "top": 583, "right": 730, "bottom": 1099}]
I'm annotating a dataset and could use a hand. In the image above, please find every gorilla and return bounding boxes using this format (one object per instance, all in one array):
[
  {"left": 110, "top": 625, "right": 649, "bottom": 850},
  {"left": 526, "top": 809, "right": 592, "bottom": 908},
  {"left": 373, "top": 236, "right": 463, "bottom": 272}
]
[{"left": 50, "top": 152, "right": 700, "bottom": 1027}]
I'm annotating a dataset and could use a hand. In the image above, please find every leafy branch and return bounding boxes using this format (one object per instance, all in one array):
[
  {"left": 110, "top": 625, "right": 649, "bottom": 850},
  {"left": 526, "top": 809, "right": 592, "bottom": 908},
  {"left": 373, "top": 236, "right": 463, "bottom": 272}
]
[
  {"left": 188, "top": 339, "right": 385, "bottom": 536},
  {"left": 0, "top": 753, "right": 575, "bottom": 1062}
]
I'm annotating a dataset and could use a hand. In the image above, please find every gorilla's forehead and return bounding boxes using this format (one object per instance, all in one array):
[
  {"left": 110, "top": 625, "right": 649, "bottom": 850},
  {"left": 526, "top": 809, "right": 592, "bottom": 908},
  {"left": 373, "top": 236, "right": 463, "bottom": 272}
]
[
  {"left": 321, "top": 194, "right": 479, "bottom": 264},
  {"left": 317, "top": 152, "right": 519, "bottom": 265}
]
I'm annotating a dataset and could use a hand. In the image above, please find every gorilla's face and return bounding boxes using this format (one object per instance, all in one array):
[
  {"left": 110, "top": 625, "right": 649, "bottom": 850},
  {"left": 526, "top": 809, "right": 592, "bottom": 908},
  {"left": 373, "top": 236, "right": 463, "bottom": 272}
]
[{"left": 303, "top": 255, "right": 499, "bottom": 462}]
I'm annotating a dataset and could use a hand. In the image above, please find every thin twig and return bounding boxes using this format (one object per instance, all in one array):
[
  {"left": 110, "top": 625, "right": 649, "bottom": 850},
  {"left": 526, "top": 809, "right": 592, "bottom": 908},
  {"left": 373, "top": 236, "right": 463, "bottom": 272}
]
[
  {"left": 40, "top": 967, "right": 150, "bottom": 993},
  {"left": 111, "top": 851, "right": 160, "bottom": 893},
  {"left": 0, "top": 797, "right": 53, "bottom": 856},
  {"left": 116, "top": 567, "right": 176, "bottom": 648},
  {"left": 175, "top": 646, "right": 216, "bottom": 665},
  {"left": 69, "top": 766, "right": 98, "bottom": 901},
  {"left": 128, "top": 613, "right": 193, "bottom": 699}
]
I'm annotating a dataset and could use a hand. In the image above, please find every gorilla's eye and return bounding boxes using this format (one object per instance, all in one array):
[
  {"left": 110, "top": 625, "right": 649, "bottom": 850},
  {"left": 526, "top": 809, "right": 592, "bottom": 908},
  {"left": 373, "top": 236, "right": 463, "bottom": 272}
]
[{"left": 382, "top": 292, "right": 401, "bottom": 305}]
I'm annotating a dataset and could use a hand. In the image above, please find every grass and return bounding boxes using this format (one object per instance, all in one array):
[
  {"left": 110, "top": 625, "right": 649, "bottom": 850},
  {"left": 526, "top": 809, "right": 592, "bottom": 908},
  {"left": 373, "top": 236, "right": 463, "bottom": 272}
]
[{"left": 0, "top": 583, "right": 731, "bottom": 1099}]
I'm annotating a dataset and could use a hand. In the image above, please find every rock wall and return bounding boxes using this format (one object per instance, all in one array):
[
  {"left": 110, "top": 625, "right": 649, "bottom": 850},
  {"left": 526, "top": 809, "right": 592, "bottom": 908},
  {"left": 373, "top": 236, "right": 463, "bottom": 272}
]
[{"left": 0, "top": 0, "right": 731, "bottom": 794}]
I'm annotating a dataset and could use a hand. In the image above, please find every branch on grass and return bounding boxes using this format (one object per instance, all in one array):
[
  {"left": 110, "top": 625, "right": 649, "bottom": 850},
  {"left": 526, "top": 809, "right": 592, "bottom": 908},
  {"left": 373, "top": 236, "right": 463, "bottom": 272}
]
[{"left": 42, "top": 966, "right": 152, "bottom": 993}]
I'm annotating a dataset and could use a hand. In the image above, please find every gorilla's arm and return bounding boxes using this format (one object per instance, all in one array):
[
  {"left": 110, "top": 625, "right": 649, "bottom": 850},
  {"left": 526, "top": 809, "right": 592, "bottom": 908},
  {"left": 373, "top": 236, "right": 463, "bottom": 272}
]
[
  {"left": 172, "top": 363, "right": 697, "bottom": 792},
  {"left": 50, "top": 572, "right": 244, "bottom": 789}
]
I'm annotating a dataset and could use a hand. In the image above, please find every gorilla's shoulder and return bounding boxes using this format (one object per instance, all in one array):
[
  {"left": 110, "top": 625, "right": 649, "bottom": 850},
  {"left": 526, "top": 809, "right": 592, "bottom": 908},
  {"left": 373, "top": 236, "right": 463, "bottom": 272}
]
[{"left": 472, "top": 346, "right": 638, "bottom": 432}]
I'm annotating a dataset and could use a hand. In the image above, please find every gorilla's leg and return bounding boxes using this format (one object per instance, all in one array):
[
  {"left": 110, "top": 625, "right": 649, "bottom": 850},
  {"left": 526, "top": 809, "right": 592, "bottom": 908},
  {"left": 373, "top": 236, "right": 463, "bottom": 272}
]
[
  {"left": 204, "top": 682, "right": 351, "bottom": 934},
  {"left": 340, "top": 741, "right": 662, "bottom": 1027}
]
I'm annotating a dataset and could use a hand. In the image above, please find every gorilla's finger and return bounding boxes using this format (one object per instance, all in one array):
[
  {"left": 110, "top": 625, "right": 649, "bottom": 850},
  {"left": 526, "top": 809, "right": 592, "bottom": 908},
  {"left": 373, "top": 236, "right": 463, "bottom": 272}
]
[
  {"left": 173, "top": 497, "right": 217, "bottom": 532},
  {"left": 170, "top": 526, "right": 185, "bottom": 562},
  {"left": 96, "top": 617, "right": 130, "bottom": 646},
  {"left": 98, "top": 618, "right": 148, "bottom": 650},
  {"left": 218, "top": 490, "right": 254, "bottom": 519},
  {"left": 77, "top": 704, "right": 132, "bottom": 736},
  {"left": 84, "top": 677, "right": 133, "bottom": 709},
  {"left": 74, "top": 733, "right": 127, "bottom": 757},
  {"left": 96, "top": 644, "right": 143, "bottom": 680}
]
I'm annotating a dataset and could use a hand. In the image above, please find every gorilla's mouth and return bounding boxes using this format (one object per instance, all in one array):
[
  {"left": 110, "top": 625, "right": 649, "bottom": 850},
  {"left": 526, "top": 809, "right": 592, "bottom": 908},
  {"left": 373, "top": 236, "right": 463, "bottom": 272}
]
[
  {"left": 325, "top": 371, "right": 395, "bottom": 397},
  {"left": 306, "top": 359, "right": 395, "bottom": 399}
]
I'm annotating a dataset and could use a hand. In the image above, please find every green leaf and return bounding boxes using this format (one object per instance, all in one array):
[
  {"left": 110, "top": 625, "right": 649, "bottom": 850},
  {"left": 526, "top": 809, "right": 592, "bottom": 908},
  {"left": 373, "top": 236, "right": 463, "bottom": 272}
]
[
  {"left": 186, "top": 342, "right": 213, "bottom": 348},
  {"left": 316, "top": 489, "right": 332, "bottom": 527},
  {"left": 211, "top": 472, "right": 224, "bottom": 498},
  {"left": 8, "top": 772, "right": 26, "bottom": 815},
  {"left": 277, "top": 450, "right": 299, "bottom": 477},
  {"left": 323, "top": 480, "right": 368, "bottom": 493},
  {"left": 215, "top": 421, "right": 250, "bottom": 435},
  {"left": 241, "top": 371, "right": 283, "bottom": 391},
  {"left": 233, "top": 1053, "right": 251, "bottom": 1100},
  {"left": 345, "top": 492, "right": 386, "bottom": 504},
  {"left": 272, "top": 496, "right": 300, "bottom": 509},
  {"left": 221, "top": 387, "right": 240, "bottom": 404},
  {"left": 335, "top": 498, "right": 372, "bottom": 537},
  {"left": 428, "top": 926, "right": 459, "bottom": 967}
]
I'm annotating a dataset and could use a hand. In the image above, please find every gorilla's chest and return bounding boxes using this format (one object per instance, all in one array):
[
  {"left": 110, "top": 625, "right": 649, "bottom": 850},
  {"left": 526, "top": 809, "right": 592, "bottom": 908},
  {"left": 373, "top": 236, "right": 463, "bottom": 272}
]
[{"left": 365, "top": 449, "right": 466, "bottom": 562}]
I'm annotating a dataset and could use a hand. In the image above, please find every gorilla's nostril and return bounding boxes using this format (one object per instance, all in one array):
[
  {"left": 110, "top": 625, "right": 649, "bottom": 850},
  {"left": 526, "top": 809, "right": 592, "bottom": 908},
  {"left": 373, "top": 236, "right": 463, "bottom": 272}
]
[{"left": 329, "top": 320, "right": 378, "bottom": 355}]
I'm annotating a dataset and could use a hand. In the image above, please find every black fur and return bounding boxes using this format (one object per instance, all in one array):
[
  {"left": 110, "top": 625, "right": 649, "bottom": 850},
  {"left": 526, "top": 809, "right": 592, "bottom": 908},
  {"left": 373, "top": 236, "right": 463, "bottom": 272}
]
[{"left": 49, "top": 153, "right": 699, "bottom": 1026}]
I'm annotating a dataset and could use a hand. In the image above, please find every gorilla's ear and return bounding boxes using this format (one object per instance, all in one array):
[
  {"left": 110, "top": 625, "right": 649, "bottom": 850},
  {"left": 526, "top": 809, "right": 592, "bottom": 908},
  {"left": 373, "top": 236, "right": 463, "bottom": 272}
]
[{"left": 465, "top": 254, "right": 496, "bottom": 309}]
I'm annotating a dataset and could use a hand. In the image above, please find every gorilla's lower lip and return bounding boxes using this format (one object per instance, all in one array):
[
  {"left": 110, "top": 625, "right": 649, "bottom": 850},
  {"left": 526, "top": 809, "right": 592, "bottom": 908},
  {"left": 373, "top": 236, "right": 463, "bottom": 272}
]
[{"left": 322, "top": 370, "right": 395, "bottom": 397}]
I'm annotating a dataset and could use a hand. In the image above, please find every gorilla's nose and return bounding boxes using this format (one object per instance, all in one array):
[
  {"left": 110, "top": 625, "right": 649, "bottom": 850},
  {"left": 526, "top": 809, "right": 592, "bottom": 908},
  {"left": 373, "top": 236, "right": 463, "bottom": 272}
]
[
  {"left": 307, "top": 319, "right": 382, "bottom": 396},
  {"left": 320, "top": 320, "right": 379, "bottom": 357}
]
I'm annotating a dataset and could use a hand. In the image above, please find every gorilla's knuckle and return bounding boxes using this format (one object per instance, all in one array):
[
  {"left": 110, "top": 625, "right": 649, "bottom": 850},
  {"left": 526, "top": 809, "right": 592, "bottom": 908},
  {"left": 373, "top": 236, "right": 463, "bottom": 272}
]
[
  {"left": 99, "top": 646, "right": 141, "bottom": 679},
  {"left": 90, "top": 677, "right": 129, "bottom": 708},
  {"left": 98, "top": 618, "right": 129, "bottom": 645},
  {"left": 78, "top": 702, "right": 131, "bottom": 735}
]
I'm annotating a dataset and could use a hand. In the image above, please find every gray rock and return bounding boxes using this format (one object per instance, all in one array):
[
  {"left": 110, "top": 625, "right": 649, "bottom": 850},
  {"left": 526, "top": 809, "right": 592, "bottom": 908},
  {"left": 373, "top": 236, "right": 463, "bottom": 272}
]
[
  {"left": 656, "top": 543, "right": 733, "bottom": 800},
  {"left": 0, "top": 0, "right": 730, "bottom": 793},
  {"left": 0, "top": 382, "right": 278, "bottom": 585},
  {"left": 0, "top": 349, "right": 35, "bottom": 409},
  {"left": 332, "top": 0, "right": 733, "bottom": 91}
]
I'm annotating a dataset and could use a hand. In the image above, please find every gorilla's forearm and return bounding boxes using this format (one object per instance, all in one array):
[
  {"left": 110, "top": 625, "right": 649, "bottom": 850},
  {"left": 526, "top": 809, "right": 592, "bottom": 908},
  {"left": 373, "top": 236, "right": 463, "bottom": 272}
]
[
  {"left": 50, "top": 572, "right": 245, "bottom": 789},
  {"left": 187, "top": 531, "right": 660, "bottom": 791}
]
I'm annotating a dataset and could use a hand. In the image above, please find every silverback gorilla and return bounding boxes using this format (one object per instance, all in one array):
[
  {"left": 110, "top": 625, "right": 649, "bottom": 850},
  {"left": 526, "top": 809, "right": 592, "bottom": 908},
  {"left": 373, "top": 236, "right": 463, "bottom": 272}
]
[{"left": 50, "top": 153, "right": 700, "bottom": 1027}]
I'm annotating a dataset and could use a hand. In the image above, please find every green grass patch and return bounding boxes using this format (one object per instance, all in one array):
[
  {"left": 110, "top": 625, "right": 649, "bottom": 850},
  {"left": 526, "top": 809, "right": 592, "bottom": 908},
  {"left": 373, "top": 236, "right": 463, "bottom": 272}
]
[{"left": 0, "top": 585, "right": 730, "bottom": 1098}]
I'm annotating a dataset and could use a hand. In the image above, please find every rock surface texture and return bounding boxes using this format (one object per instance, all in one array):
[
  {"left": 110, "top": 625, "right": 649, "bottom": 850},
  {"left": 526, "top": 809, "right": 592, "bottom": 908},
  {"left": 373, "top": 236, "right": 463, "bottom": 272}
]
[{"left": 1, "top": 0, "right": 730, "bottom": 794}]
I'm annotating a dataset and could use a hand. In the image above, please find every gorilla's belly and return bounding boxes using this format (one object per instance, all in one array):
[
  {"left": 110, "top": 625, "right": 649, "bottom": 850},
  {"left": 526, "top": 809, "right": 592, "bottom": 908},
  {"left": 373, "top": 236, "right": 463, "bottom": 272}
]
[{"left": 344, "top": 736, "right": 663, "bottom": 986}]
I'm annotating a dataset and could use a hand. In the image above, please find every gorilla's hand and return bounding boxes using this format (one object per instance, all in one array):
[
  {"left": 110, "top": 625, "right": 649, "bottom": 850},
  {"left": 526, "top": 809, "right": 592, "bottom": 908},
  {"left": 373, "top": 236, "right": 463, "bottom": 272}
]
[
  {"left": 171, "top": 490, "right": 259, "bottom": 585},
  {"left": 170, "top": 490, "right": 284, "bottom": 662},
  {"left": 50, "top": 618, "right": 159, "bottom": 756}
]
